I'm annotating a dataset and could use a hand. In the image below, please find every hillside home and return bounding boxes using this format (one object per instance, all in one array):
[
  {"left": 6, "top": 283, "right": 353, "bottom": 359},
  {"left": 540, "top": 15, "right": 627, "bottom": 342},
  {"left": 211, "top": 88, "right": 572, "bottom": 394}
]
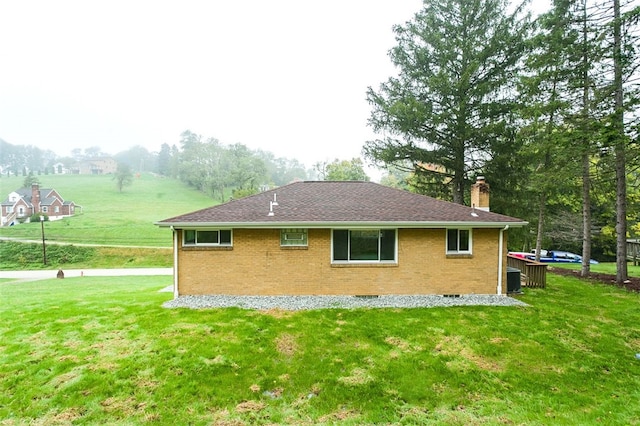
[
  {"left": 71, "top": 157, "right": 118, "bottom": 175},
  {"left": 52, "top": 163, "right": 70, "bottom": 174},
  {"left": 156, "top": 178, "right": 527, "bottom": 297},
  {"left": 1, "top": 183, "right": 78, "bottom": 226}
]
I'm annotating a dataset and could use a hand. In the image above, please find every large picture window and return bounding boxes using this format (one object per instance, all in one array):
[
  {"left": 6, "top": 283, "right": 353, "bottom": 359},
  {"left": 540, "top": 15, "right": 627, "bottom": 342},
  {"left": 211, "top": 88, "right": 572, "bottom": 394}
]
[
  {"left": 446, "top": 229, "right": 471, "bottom": 254},
  {"left": 332, "top": 229, "right": 396, "bottom": 262},
  {"left": 183, "top": 229, "right": 232, "bottom": 246}
]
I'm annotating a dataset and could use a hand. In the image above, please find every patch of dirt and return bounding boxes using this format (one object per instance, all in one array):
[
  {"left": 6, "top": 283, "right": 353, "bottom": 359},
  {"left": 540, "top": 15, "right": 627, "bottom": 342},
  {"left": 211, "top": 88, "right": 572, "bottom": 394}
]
[
  {"left": 435, "top": 335, "right": 503, "bottom": 372},
  {"left": 337, "top": 367, "right": 375, "bottom": 386},
  {"left": 234, "top": 400, "right": 266, "bottom": 413},
  {"left": 259, "top": 308, "right": 293, "bottom": 319},
  {"left": 275, "top": 333, "right": 298, "bottom": 357},
  {"left": 385, "top": 336, "right": 412, "bottom": 352},
  {"left": 318, "top": 408, "right": 360, "bottom": 423},
  {"left": 548, "top": 267, "right": 640, "bottom": 292}
]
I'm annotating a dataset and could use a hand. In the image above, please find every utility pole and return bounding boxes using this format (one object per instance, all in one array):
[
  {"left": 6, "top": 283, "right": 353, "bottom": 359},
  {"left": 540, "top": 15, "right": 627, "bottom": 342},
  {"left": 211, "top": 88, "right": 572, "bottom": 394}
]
[{"left": 40, "top": 215, "right": 47, "bottom": 265}]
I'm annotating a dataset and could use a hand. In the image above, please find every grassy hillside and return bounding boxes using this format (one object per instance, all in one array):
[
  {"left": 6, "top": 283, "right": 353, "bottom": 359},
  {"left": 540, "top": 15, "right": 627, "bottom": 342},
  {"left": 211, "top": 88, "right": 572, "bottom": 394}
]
[{"left": 0, "top": 173, "right": 215, "bottom": 247}]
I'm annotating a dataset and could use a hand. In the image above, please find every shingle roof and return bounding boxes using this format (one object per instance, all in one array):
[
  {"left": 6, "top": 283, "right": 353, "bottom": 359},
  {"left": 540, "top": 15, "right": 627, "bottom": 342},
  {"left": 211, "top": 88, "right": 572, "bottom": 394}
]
[
  {"left": 156, "top": 181, "right": 527, "bottom": 228},
  {"left": 2, "top": 187, "right": 69, "bottom": 207}
]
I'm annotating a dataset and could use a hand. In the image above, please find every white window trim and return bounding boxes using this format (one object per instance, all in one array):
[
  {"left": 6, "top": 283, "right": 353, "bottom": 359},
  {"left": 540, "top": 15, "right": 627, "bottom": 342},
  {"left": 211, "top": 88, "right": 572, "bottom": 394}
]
[
  {"left": 182, "top": 229, "right": 233, "bottom": 247},
  {"left": 446, "top": 228, "right": 473, "bottom": 254},
  {"left": 331, "top": 228, "right": 398, "bottom": 264},
  {"left": 280, "top": 228, "right": 308, "bottom": 247}
]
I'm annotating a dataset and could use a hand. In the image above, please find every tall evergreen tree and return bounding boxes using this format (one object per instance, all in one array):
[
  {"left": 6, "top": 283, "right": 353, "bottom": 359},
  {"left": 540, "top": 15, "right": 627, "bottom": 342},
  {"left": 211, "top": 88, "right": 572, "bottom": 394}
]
[
  {"left": 611, "top": 0, "right": 628, "bottom": 283},
  {"left": 364, "top": 0, "right": 531, "bottom": 203},
  {"left": 517, "top": 0, "right": 579, "bottom": 258},
  {"left": 593, "top": 0, "right": 639, "bottom": 282}
]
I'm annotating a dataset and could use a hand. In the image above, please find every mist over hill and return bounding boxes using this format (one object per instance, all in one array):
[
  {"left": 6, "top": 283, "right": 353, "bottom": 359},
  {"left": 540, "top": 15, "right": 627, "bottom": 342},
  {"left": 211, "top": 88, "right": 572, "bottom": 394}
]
[{"left": 0, "top": 134, "right": 313, "bottom": 195}]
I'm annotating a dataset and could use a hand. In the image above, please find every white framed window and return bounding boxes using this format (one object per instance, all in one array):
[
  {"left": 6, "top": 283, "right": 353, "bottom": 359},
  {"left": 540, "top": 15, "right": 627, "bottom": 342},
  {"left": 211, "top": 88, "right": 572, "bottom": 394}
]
[
  {"left": 332, "top": 229, "right": 397, "bottom": 263},
  {"left": 446, "top": 228, "right": 472, "bottom": 254},
  {"left": 42, "top": 206, "right": 49, "bottom": 213},
  {"left": 280, "top": 228, "right": 308, "bottom": 246},
  {"left": 183, "top": 229, "right": 232, "bottom": 246},
  {"left": 6, "top": 206, "right": 13, "bottom": 213}
]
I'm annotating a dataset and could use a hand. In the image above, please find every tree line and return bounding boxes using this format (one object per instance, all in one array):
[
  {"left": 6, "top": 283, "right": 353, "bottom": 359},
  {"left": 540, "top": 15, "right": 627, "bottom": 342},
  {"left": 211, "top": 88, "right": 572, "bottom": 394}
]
[
  {"left": 1, "top": 133, "right": 372, "bottom": 197},
  {"left": 365, "top": 0, "right": 639, "bottom": 282},
  {"left": 154, "top": 130, "right": 370, "bottom": 202}
]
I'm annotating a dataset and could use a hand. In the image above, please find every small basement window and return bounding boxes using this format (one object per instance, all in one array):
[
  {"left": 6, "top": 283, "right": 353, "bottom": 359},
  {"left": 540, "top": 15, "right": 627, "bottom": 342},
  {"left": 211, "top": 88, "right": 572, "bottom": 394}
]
[
  {"left": 183, "top": 229, "right": 232, "bottom": 246},
  {"left": 280, "top": 229, "right": 308, "bottom": 246}
]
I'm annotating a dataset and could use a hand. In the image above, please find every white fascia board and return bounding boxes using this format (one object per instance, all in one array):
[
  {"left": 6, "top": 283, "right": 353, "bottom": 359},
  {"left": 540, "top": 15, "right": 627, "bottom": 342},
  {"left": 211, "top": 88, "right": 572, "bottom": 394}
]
[{"left": 156, "top": 220, "right": 529, "bottom": 229}]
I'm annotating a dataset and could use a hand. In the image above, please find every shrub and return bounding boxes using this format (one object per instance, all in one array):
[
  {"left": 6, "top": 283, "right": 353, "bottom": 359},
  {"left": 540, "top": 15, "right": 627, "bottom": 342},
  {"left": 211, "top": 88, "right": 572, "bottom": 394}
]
[{"left": 28, "top": 213, "right": 48, "bottom": 223}]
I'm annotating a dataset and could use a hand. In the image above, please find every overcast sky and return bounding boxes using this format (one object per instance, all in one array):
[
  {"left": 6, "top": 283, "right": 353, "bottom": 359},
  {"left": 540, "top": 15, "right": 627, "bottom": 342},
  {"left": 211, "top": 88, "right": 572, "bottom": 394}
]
[{"left": 1, "top": 0, "right": 551, "bottom": 173}]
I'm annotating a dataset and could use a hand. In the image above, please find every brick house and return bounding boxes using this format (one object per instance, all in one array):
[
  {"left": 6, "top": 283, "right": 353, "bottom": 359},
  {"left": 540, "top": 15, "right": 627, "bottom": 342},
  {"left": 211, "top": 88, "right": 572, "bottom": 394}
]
[
  {"left": 1, "top": 183, "right": 78, "bottom": 226},
  {"left": 155, "top": 179, "right": 527, "bottom": 297}
]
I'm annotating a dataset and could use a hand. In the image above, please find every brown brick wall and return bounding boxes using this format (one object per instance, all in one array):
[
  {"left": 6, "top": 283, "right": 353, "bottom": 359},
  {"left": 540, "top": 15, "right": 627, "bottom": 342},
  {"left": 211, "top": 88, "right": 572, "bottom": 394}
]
[{"left": 175, "top": 228, "right": 508, "bottom": 296}]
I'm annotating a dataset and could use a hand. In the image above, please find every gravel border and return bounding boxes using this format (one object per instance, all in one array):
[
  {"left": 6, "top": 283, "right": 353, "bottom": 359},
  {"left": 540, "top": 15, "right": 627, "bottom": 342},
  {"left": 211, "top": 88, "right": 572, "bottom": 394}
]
[{"left": 163, "top": 294, "right": 528, "bottom": 310}]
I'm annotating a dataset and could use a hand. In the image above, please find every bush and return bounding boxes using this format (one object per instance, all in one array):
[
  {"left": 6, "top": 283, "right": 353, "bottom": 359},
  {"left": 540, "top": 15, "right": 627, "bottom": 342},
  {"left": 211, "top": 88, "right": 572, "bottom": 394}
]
[{"left": 28, "top": 213, "right": 48, "bottom": 223}]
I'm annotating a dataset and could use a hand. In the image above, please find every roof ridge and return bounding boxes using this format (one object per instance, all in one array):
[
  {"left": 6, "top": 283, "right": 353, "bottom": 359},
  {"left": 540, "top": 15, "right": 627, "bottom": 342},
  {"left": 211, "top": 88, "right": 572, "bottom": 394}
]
[{"left": 157, "top": 181, "right": 526, "bottom": 226}]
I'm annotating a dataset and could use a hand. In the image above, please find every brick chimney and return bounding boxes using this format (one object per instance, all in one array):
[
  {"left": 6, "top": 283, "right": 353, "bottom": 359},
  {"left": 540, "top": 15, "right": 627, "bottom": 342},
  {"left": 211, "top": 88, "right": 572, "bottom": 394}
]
[
  {"left": 471, "top": 176, "right": 490, "bottom": 212},
  {"left": 31, "top": 183, "right": 41, "bottom": 214}
]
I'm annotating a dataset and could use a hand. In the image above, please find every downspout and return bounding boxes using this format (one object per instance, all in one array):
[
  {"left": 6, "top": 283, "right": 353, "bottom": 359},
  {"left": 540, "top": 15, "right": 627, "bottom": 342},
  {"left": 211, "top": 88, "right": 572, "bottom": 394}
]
[
  {"left": 171, "top": 226, "right": 179, "bottom": 298},
  {"left": 497, "top": 225, "right": 509, "bottom": 295}
]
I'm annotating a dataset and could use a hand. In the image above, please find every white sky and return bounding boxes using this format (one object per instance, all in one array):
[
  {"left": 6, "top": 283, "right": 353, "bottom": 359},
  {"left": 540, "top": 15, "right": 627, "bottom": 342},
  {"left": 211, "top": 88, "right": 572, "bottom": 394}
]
[{"left": 0, "top": 0, "right": 551, "bottom": 173}]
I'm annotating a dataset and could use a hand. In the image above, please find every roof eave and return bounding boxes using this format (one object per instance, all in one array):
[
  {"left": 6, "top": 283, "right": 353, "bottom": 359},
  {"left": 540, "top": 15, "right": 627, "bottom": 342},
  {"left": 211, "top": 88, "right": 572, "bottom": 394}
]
[{"left": 155, "top": 220, "right": 529, "bottom": 229}]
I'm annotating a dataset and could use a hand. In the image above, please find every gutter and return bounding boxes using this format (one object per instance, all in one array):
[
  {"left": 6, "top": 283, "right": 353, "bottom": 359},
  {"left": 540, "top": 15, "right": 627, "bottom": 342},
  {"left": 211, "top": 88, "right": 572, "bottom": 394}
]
[
  {"left": 498, "top": 225, "right": 509, "bottom": 295},
  {"left": 155, "top": 220, "right": 529, "bottom": 229},
  {"left": 171, "top": 226, "right": 179, "bottom": 298}
]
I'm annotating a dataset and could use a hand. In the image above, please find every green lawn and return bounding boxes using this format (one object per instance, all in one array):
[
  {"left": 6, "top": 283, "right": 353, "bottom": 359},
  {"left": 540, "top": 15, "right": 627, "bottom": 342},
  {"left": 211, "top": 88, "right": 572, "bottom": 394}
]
[
  {"left": 552, "top": 261, "right": 640, "bottom": 276},
  {"left": 1, "top": 274, "right": 639, "bottom": 425},
  {"left": 0, "top": 174, "right": 214, "bottom": 247}
]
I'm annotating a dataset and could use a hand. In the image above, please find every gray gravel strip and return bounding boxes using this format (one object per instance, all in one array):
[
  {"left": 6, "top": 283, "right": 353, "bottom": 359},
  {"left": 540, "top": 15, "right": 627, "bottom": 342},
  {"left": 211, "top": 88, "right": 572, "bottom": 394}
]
[{"left": 163, "top": 294, "right": 528, "bottom": 310}]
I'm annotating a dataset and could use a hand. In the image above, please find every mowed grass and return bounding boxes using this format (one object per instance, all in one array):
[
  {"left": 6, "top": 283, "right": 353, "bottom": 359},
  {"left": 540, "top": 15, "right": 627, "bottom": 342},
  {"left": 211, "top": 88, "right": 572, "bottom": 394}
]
[
  {"left": 552, "top": 261, "right": 640, "bottom": 276},
  {"left": 1, "top": 274, "right": 639, "bottom": 425},
  {"left": 0, "top": 174, "right": 214, "bottom": 247}
]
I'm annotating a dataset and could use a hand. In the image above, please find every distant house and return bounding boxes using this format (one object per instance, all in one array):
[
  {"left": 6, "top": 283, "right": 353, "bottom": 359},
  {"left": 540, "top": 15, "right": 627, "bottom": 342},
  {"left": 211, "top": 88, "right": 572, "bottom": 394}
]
[
  {"left": 71, "top": 157, "right": 118, "bottom": 175},
  {"left": 156, "top": 178, "right": 527, "bottom": 297},
  {"left": 52, "top": 162, "right": 70, "bottom": 174},
  {"left": 1, "top": 183, "right": 78, "bottom": 226}
]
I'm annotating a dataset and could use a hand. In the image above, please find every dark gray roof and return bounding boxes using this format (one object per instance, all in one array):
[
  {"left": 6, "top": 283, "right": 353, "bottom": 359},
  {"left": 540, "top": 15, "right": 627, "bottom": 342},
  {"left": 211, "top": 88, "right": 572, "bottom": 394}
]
[
  {"left": 156, "top": 181, "right": 527, "bottom": 228},
  {"left": 2, "top": 187, "right": 65, "bottom": 207}
]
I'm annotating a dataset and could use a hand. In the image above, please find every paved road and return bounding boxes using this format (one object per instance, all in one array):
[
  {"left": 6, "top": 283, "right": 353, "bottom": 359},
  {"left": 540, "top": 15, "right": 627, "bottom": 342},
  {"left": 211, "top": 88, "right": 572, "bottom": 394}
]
[{"left": 0, "top": 268, "right": 172, "bottom": 280}]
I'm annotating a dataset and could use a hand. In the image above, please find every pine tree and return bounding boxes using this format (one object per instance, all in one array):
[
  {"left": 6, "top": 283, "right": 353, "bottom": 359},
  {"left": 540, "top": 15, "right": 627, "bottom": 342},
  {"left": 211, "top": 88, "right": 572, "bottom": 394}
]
[{"left": 365, "top": 0, "right": 531, "bottom": 203}]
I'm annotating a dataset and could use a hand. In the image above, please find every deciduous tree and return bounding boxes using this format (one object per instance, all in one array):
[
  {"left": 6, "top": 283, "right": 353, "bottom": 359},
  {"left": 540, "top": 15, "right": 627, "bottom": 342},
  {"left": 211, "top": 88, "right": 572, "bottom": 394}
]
[
  {"left": 324, "top": 158, "right": 370, "bottom": 181},
  {"left": 114, "top": 163, "right": 133, "bottom": 192}
]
